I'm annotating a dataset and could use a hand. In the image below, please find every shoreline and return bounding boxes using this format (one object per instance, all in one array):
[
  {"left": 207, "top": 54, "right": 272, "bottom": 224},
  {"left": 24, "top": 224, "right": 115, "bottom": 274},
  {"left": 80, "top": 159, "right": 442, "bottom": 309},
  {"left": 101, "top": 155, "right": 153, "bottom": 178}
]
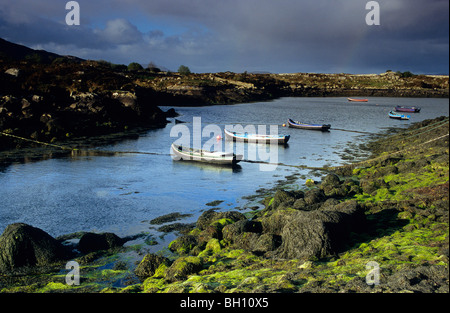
[
  {"left": 1, "top": 116, "right": 448, "bottom": 293},
  {"left": 2, "top": 51, "right": 449, "bottom": 150}
]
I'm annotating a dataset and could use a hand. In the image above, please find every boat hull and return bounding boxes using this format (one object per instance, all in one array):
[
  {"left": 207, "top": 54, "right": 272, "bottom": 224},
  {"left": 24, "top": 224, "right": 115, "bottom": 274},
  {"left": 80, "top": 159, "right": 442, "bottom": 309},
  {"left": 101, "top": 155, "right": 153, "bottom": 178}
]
[
  {"left": 347, "top": 98, "right": 368, "bottom": 102},
  {"left": 388, "top": 111, "right": 410, "bottom": 120},
  {"left": 224, "top": 128, "right": 290, "bottom": 144},
  {"left": 395, "top": 106, "right": 421, "bottom": 113},
  {"left": 287, "top": 119, "right": 331, "bottom": 131},
  {"left": 171, "top": 144, "right": 241, "bottom": 165}
]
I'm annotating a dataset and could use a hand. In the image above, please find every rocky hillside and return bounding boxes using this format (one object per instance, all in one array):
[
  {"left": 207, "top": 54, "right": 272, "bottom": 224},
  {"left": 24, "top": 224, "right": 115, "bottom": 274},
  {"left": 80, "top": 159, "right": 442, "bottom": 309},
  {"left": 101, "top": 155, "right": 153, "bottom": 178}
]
[
  {"left": 135, "top": 71, "right": 449, "bottom": 105},
  {"left": 276, "top": 71, "right": 449, "bottom": 98},
  {"left": 0, "top": 41, "right": 171, "bottom": 150}
]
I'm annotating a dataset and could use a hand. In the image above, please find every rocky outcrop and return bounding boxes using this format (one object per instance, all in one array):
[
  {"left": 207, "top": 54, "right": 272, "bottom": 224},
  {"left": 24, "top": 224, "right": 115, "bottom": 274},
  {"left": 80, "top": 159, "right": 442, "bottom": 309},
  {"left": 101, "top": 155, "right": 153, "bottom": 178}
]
[
  {"left": 162, "top": 174, "right": 367, "bottom": 262},
  {"left": 0, "top": 223, "right": 68, "bottom": 273},
  {"left": 196, "top": 209, "right": 246, "bottom": 230},
  {"left": 77, "top": 232, "right": 124, "bottom": 253},
  {"left": 135, "top": 253, "right": 172, "bottom": 280},
  {"left": 0, "top": 88, "right": 169, "bottom": 150},
  {"left": 278, "top": 72, "right": 449, "bottom": 98},
  {"left": 275, "top": 200, "right": 365, "bottom": 259},
  {"left": 165, "top": 256, "right": 203, "bottom": 282}
]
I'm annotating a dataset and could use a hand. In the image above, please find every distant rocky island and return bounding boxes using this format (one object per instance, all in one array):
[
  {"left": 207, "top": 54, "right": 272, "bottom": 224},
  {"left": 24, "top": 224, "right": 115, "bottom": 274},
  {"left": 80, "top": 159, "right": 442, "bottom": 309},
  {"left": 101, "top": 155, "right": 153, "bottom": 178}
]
[{"left": 1, "top": 37, "right": 448, "bottom": 150}]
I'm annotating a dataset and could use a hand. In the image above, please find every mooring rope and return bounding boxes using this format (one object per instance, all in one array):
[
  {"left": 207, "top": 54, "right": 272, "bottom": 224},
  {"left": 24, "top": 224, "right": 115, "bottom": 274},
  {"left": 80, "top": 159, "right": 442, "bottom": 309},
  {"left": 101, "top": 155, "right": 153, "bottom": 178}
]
[
  {"left": 328, "top": 132, "right": 449, "bottom": 171},
  {"left": 239, "top": 158, "right": 329, "bottom": 171},
  {"left": 329, "top": 128, "right": 377, "bottom": 135},
  {"left": 174, "top": 120, "right": 378, "bottom": 135},
  {"left": 2, "top": 118, "right": 448, "bottom": 172},
  {"left": 0, "top": 131, "right": 172, "bottom": 157},
  {"left": 0, "top": 132, "right": 77, "bottom": 151},
  {"left": 390, "top": 118, "right": 449, "bottom": 140},
  {"left": 241, "top": 130, "right": 449, "bottom": 172}
]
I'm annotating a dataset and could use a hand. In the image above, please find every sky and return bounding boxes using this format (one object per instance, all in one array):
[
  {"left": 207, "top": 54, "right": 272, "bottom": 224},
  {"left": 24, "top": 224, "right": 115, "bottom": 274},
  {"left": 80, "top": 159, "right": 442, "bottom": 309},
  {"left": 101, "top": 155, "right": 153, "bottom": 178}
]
[{"left": 0, "top": 0, "right": 448, "bottom": 74}]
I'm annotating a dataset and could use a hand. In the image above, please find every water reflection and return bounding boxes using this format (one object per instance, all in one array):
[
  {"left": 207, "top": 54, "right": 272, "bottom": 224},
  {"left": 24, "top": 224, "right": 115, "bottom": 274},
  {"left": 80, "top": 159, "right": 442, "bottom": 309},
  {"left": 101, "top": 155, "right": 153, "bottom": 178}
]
[
  {"left": 0, "top": 127, "right": 151, "bottom": 171},
  {"left": 171, "top": 159, "right": 243, "bottom": 173}
]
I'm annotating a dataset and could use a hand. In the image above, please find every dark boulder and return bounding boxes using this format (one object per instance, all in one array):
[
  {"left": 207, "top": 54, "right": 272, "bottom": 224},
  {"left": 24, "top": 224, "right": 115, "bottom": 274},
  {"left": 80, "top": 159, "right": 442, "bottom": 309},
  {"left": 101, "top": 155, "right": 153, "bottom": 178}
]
[
  {"left": 233, "top": 232, "right": 261, "bottom": 251},
  {"left": 292, "top": 198, "right": 308, "bottom": 210},
  {"left": 267, "top": 189, "right": 305, "bottom": 211},
  {"left": 222, "top": 220, "right": 262, "bottom": 243},
  {"left": 196, "top": 209, "right": 221, "bottom": 230},
  {"left": 332, "top": 200, "right": 366, "bottom": 232},
  {"left": 165, "top": 108, "right": 179, "bottom": 117},
  {"left": 321, "top": 173, "right": 341, "bottom": 187},
  {"left": 304, "top": 188, "right": 325, "bottom": 205},
  {"left": 77, "top": 232, "right": 124, "bottom": 253},
  {"left": 261, "top": 209, "right": 298, "bottom": 236},
  {"left": 271, "top": 190, "right": 297, "bottom": 209},
  {"left": 275, "top": 200, "right": 365, "bottom": 259},
  {"left": 198, "top": 224, "right": 224, "bottom": 243},
  {"left": 319, "top": 174, "right": 350, "bottom": 198},
  {"left": 253, "top": 233, "right": 282, "bottom": 254},
  {"left": 0, "top": 223, "right": 68, "bottom": 273},
  {"left": 196, "top": 209, "right": 246, "bottom": 230}
]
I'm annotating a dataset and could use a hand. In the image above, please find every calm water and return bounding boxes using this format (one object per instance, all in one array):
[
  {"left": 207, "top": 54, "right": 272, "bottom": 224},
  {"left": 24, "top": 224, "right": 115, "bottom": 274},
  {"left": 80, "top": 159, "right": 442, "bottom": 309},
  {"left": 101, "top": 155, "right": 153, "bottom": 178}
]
[{"left": 0, "top": 97, "right": 448, "bottom": 243}]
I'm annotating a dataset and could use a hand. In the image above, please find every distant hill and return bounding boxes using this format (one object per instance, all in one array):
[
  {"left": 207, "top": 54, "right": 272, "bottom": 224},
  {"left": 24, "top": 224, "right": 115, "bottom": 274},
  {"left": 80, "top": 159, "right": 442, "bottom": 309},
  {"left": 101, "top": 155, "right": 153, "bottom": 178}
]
[{"left": 0, "top": 37, "right": 83, "bottom": 64}]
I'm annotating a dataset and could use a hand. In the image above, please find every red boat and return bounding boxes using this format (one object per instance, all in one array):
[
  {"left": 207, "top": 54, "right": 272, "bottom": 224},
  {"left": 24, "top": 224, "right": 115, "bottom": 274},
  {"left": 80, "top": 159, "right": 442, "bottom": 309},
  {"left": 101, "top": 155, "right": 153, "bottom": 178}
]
[{"left": 347, "top": 98, "right": 368, "bottom": 102}]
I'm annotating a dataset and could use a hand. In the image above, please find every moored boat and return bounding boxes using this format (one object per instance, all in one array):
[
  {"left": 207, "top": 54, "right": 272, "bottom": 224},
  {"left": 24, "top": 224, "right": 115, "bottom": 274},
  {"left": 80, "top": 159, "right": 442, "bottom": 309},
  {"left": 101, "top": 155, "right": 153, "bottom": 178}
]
[
  {"left": 287, "top": 119, "right": 331, "bottom": 131},
  {"left": 347, "top": 98, "right": 368, "bottom": 102},
  {"left": 224, "top": 128, "right": 290, "bottom": 144},
  {"left": 388, "top": 110, "right": 410, "bottom": 120},
  {"left": 171, "top": 143, "right": 242, "bottom": 166},
  {"left": 395, "top": 106, "right": 421, "bottom": 113}
]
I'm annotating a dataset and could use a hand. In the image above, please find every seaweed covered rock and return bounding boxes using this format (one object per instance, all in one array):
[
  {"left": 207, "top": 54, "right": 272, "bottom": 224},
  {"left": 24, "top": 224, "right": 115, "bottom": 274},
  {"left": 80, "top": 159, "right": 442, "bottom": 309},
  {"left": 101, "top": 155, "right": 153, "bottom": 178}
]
[
  {"left": 321, "top": 173, "right": 341, "bottom": 187},
  {"left": 78, "top": 232, "right": 124, "bottom": 253},
  {"left": 276, "top": 200, "right": 365, "bottom": 259},
  {"left": 222, "top": 220, "right": 262, "bottom": 243},
  {"left": 270, "top": 190, "right": 297, "bottom": 209},
  {"left": 263, "top": 189, "right": 305, "bottom": 213},
  {"left": 135, "top": 253, "right": 172, "bottom": 280},
  {"left": 261, "top": 208, "right": 298, "bottom": 236},
  {"left": 165, "top": 256, "right": 203, "bottom": 282},
  {"left": 253, "top": 233, "right": 282, "bottom": 254},
  {"left": 320, "top": 173, "right": 351, "bottom": 198},
  {"left": 0, "top": 223, "right": 68, "bottom": 273},
  {"left": 168, "top": 235, "right": 198, "bottom": 255},
  {"left": 195, "top": 209, "right": 246, "bottom": 243},
  {"left": 303, "top": 188, "right": 326, "bottom": 205},
  {"left": 196, "top": 209, "right": 246, "bottom": 230}
]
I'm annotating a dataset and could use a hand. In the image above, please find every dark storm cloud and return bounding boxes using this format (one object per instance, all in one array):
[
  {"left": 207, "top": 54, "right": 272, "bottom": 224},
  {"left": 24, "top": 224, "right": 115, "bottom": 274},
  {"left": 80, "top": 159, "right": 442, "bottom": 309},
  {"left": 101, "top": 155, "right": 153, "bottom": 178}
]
[
  {"left": 0, "top": 5, "right": 142, "bottom": 49},
  {"left": 0, "top": 0, "right": 447, "bottom": 73}
]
